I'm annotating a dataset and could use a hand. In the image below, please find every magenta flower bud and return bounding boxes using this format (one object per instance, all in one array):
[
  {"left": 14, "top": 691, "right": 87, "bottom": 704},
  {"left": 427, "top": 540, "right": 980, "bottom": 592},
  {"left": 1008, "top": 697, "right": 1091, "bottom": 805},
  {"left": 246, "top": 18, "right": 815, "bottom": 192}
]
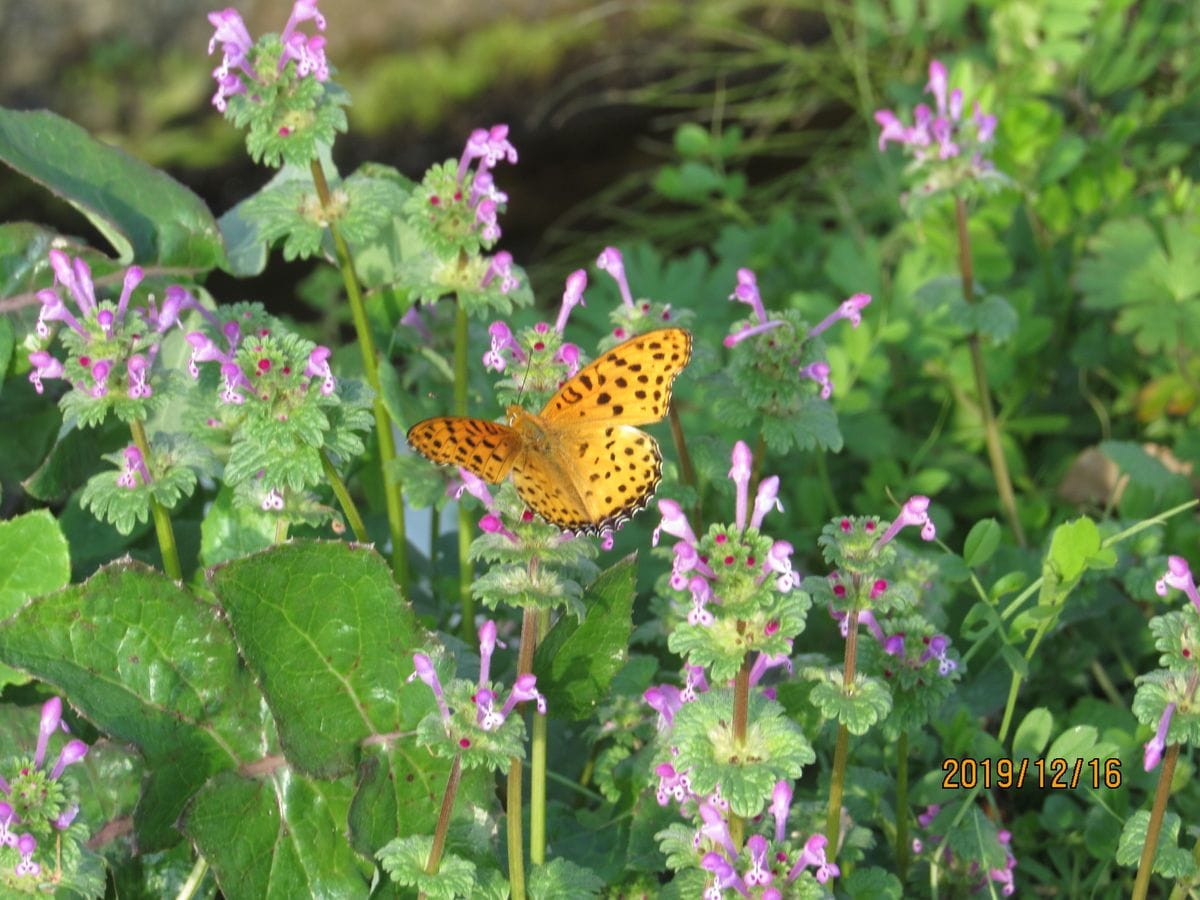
[
  {"left": 653, "top": 498, "right": 697, "bottom": 547},
  {"left": 771, "top": 779, "right": 793, "bottom": 843},
  {"left": 115, "top": 265, "right": 144, "bottom": 322},
  {"left": 750, "top": 475, "right": 782, "bottom": 530},
  {"left": 49, "top": 739, "right": 88, "bottom": 780},
  {"left": 1144, "top": 702, "right": 1175, "bottom": 772},
  {"left": 27, "top": 351, "right": 64, "bottom": 394},
  {"left": 53, "top": 804, "right": 79, "bottom": 830},
  {"left": 596, "top": 247, "right": 634, "bottom": 308},
  {"left": 556, "top": 269, "right": 587, "bottom": 334},
  {"left": 479, "top": 513, "right": 518, "bottom": 543},
  {"left": 729, "top": 440, "right": 753, "bottom": 530},
  {"left": 33, "top": 697, "right": 62, "bottom": 769},
  {"left": 555, "top": 342, "right": 581, "bottom": 377},
  {"left": 478, "top": 620, "right": 498, "bottom": 686}
]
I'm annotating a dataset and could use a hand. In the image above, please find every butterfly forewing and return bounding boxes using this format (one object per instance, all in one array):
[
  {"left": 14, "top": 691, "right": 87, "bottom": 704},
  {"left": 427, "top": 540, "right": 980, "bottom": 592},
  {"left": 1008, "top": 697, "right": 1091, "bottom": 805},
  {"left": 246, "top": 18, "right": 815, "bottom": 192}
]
[
  {"left": 406, "top": 416, "right": 522, "bottom": 483},
  {"left": 544, "top": 328, "right": 692, "bottom": 426}
]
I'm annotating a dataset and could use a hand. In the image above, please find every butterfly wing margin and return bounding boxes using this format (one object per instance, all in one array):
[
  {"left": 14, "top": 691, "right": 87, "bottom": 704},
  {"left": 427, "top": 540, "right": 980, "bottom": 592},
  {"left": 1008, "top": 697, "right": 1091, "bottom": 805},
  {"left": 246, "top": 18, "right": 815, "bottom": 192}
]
[
  {"left": 512, "top": 424, "right": 663, "bottom": 535},
  {"left": 406, "top": 416, "right": 523, "bottom": 483},
  {"left": 543, "top": 328, "right": 692, "bottom": 426}
]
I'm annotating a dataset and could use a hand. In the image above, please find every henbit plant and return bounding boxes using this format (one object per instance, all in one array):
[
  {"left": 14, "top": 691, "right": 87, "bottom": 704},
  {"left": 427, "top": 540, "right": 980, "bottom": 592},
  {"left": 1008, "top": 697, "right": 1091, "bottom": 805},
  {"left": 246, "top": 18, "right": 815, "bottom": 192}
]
[{"left": 0, "top": 1, "right": 1198, "bottom": 898}]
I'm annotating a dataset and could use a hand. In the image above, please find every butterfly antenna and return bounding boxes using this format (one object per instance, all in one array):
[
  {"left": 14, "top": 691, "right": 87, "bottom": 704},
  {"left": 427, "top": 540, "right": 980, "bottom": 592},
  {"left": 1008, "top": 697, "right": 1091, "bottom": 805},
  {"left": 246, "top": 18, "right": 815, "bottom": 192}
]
[{"left": 514, "top": 345, "right": 537, "bottom": 410}]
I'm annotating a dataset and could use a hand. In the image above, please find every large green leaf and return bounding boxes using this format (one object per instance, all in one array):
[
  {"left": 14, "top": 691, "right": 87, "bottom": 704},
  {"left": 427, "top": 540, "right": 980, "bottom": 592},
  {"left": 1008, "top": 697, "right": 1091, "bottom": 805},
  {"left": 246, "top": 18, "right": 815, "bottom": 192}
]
[
  {"left": 533, "top": 556, "right": 637, "bottom": 721},
  {"left": 208, "top": 541, "right": 429, "bottom": 777},
  {"left": 0, "top": 560, "right": 260, "bottom": 849},
  {"left": 0, "top": 107, "right": 227, "bottom": 270},
  {"left": 183, "top": 771, "right": 371, "bottom": 899},
  {"left": 0, "top": 510, "right": 70, "bottom": 689}
]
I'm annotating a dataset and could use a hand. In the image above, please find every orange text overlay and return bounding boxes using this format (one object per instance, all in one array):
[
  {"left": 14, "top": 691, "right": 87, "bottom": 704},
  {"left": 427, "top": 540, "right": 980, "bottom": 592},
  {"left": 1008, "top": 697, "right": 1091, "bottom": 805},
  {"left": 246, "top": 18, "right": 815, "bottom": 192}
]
[{"left": 941, "top": 757, "right": 1122, "bottom": 790}]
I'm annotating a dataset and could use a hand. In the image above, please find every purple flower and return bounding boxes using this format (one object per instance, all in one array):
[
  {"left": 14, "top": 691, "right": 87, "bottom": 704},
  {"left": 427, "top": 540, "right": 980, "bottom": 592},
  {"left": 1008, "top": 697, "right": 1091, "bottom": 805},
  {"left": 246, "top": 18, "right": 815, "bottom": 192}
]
[
  {"left": 926, "top": 60, "right": 949, "bottom": 116},
  {"left": 653, "top": 762, "right": 691, "bottom": 805},
  {"left": 1144, "top": 702, "right": 1175, "bottom": 771},
  {"left": 482, "top": 320, "right": 525, "bottom": 373},
  {"left": 680, "top": 664, "right": 709, "bottom": 702},
  {"left": 701, "top": 850, "right": 748, "bottom": 898},
  {"left": 729, "top": 267, "right": 766, "bottom": 323},
  {"left": 645, "top": 684, "right": 683, "bottom": 732},
  {"left": 14, "top": 832, "right": 39, "bottom": 877},
  {"left": 554, "top": 342, "right": 581, "bottom": 378},
  {"left": 260, "top": 488, "right": 285, "bottom": 512},
  {"left": 1156, "top": 556, "right": 1200, "bottom": 612},
  {"left": 458, "top": 124, "right": 518, "bottom": 182},
  {"left": 304, "top": 345, "right": 336, "bottom": 395},
  {"left": 799, "top": 361, "right": 832, "bottom": 399},
  {"left": 49, "top": 740, "right": 88, "bottom": 780},
  {"left": 0, "top": 804, "right": 18, "bottom": 848},
  {"left": 479, "top": 513, "right": 519, "bottom": 544},
  {"left": 556, "top": 270, "right": 587, "bottom": 334},
  {"left": 53, "top": 804, "right": 79, "bottom": 831},
  {"left": 770, "top": 779, "right": 792, "bottom": 843},
  {"left": 477, "top": 620, "right": 499, "bottom": 686},
  {"left": 876, "top": 495, "right": 936, "bottom": 547},
  {"left": 729, "top": 440, "right": 752, "bottom": 530},
  {"left": 408, "top": 653, "right": 451, "bottom": 723},
  {"left": 501, "top": 673, "right": 546, "bottom": 718},
  {"left": 698, "top": 802, "right": 737, "bottom": 857},
  {"left": 117, "top": 445, "right": 152, "bottom": 489},
  {"left": 653, "top": 498, "right": 697, "bottom": 547},
  {"left": 481, "top": 251, "right": 518, "bottom": 294},
  {"left": 475, "top": 198, "right": 500, "bottom": 242},
  {"left": 808, "top": 293, "right": 871, "bottom": 338},
  {"left": 748, "top": 645, "right": 793, "bottom": 687},
  {"left": 750, "top": 475, "right": 783, "bottom": 530},
  {"left": 788, "top": 833, "right": 840, "bottom": 884},
  {"left": 918, "top": 634, "right": 957, "bottom": 676},
  {"left": 207, "top": 8, "right": 254, "bottom": 111},
  {"left": 687, "top": 575, "right": 715, "bottom": 626},
  {"left": 597, "top": 247, "right": 634, "bottom": 308},
  {"left": 279, "top": 1, "right": 328, "bottom": 81},
  {"left": 33, "top": 697, "right": 62, "bottom": 769},
  {"left": 27, "top": 351, "right": 64, "bottom": 394}
]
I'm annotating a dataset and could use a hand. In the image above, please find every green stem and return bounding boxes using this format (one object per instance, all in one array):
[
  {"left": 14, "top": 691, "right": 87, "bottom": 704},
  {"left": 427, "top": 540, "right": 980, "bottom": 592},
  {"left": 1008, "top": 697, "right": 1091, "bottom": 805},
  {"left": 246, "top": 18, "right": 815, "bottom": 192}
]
[
  {"left": 728, "top": 647, "right": 752, "bottom": 851},
  {"left": 174, "top": 856, "right": 208, "bottom": 900},
  {"left": 129, "top": 419, "right": 182, "bottom": 581},
  {"left": 424, "top": 754, "right": 463, "bottom": 876},
  {"left": 507, "top": 606, "right": 539, "bottom": 900},
  {"left": 954, "top": 194, "right": 1026, "bottom": 548},
  {"left": 530, "top": 607, "right": 550, "bottom": 865},
  {"left": 454, "top": 301, "right": 476, "bottom": 640},
  {"left": 1133, "top": 742, "right": 1179, "bottom": 900},
  {"left": 896, "top": 731, "right": 910, "bottom": 884},
  {"left": 309, "top": 159, "right": 409, "bottom": 586},
  {"left": 319, "top": 449, "right": 368, "bottom": 542},
  {"left": 826, "top": 606, "right": 860, "bottom": 850}
]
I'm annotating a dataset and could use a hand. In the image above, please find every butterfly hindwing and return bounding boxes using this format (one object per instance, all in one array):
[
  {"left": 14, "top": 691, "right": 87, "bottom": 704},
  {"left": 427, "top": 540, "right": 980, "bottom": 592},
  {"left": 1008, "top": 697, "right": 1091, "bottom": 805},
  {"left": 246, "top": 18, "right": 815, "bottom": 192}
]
[
  {"left": 543, "top": 328, "right": 692, "bottom": 427},
  {"left": 406, "top": 416, "right": 523, "bottom": 483}
]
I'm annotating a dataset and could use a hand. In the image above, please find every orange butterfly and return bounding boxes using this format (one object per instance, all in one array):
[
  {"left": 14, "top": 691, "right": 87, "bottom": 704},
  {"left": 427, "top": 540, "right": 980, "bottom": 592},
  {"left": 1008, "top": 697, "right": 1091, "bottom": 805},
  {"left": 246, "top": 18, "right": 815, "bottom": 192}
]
[{"left": 407, "top": 328, "right": 692, "bottom": 534}]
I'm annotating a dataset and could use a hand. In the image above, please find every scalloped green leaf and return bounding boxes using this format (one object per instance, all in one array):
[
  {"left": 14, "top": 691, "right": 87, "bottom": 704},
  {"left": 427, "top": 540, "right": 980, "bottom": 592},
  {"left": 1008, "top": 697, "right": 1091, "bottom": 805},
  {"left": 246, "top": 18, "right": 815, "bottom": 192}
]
[
  {"left": 182, "top": 771, "right": 371, "bottom": 898},
  {"left": 533, "top": 555, "right": 636, "bottom": 721},
  {"left": 0, "top": 560, "right": 259, "bottom": 850},
  {"left": 0, "top": 108, "right": 227, "bottom": 270},
  {"left": 208, "top": 540, "right": 428, "bottom": 778}
]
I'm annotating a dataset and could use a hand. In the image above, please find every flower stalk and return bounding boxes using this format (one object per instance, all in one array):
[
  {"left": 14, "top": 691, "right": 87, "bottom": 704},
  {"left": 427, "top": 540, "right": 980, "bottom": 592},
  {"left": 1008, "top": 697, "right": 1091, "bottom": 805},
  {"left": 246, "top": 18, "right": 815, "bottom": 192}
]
[
  {"left": 129, "top": 419, "right": 182, "bottom": 580},
  {"left": 309, "top": 158, "right": 410, "bottom": 585},
  {"left": 455, "top": 299, "right": 475, "bottom": 640},
  {"left": 1132, "top": 742, "right": 1179, "bottom": 900}
]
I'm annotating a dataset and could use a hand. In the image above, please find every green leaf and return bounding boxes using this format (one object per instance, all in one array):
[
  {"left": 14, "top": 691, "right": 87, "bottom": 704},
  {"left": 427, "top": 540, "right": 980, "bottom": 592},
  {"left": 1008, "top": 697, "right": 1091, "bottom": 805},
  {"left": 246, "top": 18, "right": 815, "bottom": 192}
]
[
  {"left": 183, "top": 771, "right": 371, "bottom": 898},
  {"left": 528, "top": 859, "right": 604, "bottom": 900},
  {"left": 199, "top": 485, "right": 275, "bottom": 568},
  {"left": 975, "top": 294, "right": 1018, "bottom": 343},
  {"left": 0, "top": 108, "right": 227, "bottom": 270},
  {"left": 1046, "top": 724, "right": 1098, "bottom": 762},
  {"left": 0, "top": 510, "right": 68, "bottom": 687},
  {"left": 962, "top": 519, "right": 1002, "bottom": 567},
  {"left": 22, "top": 417, "right": 128, "bottom": 502},
  {"left": 208, "top": 541, "right": 428, "bottom": 777},
  {"left": 378, "top": 834, "right": 478, "bottom": 899},
  {"left": 534, "top": 556, "right": 636, "bottom": 721},
  {"left": 0, "top": 314, "right": 12, "bottom": 386},
  {"left": 1116, "top": 811, "right": 1195, "bottom": 877},
  {"left": 0, "top": 560, "right": 258, "bottom": 850},
  {"left": 1012, "top": 707, "right": 1053, "bottom": 757}
]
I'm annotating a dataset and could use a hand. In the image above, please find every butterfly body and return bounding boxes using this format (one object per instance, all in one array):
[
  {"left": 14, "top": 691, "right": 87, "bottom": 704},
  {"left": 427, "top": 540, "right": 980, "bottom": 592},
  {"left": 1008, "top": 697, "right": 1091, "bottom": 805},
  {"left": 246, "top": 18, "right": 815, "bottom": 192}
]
[{"left": 407, "top": 328, "right": 692, "bottom": 535}]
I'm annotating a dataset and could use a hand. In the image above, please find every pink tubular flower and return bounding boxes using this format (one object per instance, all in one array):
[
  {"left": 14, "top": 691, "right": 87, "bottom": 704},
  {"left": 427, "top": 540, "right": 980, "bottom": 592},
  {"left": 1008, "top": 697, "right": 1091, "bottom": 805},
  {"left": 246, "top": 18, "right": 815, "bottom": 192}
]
[
  {"left": 408, "top": 653, "right": 451, "bottom": 723},
  {"left": 482, "top": 320, "right": 525, "bottom": 373},
  {"left": 458, "top": 124, "right": 518, "bottom": 182},
  {"left": 477, "top": 620, "right": 499, "bottom": 686},
  {"left": 653, "top": 498, "right": 697, "bottom": 547},
  {"left": 729, "top": 441, "right": 753, "bottom": 530},
  {"left": 918, "top": 634, "right": 957, "bottom": 676},
  {"left": 698, "top": 803, "right": 737, "bottom": 857},
  {"left": 207, "top": 8, "right": 255, "bottom": 111},
  {"left": 33, "top": 697, "right": 62, "bottom": 769},
  {"left": 260, "top": 488, "right": 285, "bottom": 512},
  {"left": 788, "top": 833, "right": 840, "bottom": 884},
  {"left": 687, "top": 575, "right": 715, "bottom": 626},
  {"left": 654, "top": 762, "right": 692, "bottom": 806},
  {"left": 750, "top": 475, "right": 782, "bottom": 530},
  {"left": 1144, "top": 702, "right": 1175, "bottom": 771},
  {"left": 744, "top": 834, "right": 772, "bottom": 888},
  {"left": 49, "top": 740, "right": 88, "bottom": 780},
  {"left": 475, "top": 198, "right": 500, "bottom": 242},
  {"left": 597, "top": 247, "right": 634, "bottom": 308},
  {"left": 554, "top": 342, "right": 581, "bottom": 378},
  {"left": 771, "top": 779, "right": 793, "bottom": 843},
  {"left": 1156, "top": 556, "right": 1200, "bottom": 612},
  {"left": 680, "top": 664, "right": 709, "bottom": 702},
  {"left": 556, "top": 269, "right": 587, "bottom": 333},
  {"left": 479, "top": 513, "right": 519, "bottom": 544},
  {"left": 27, "top": 351, "right": 64, "bottom": 394},
  {"left": 701, "top": 851, "right": 748, "bottom": 898},
  {"left": 116, "top": 445, "right": 152, "bottom": 489},
  {"left": 926, "top": 60, "right": 949, "bottom": 116},
  {"left": 14, "top": 833, "right": 39, "bottom": 877},
  {"left": 481, "top": 251, "right": 518, "bottom": 294},
  {"left": 304, "top": 345, "right": 335, "bottom": 395},
  {"left": 799, "top": 361, "right": 832, "bottom": 400},
  {"left": 644, "top": 685, "right": 683, "bottom": 731},
  {"left": 501, "top": 673, "right": 546, "bottom": 717},
  {"left": 454, "top": 468, "right": 496, "bottom": 510},
  {"left": 876, "top": 495, "right": 936, "bottom": 547},
  {"left": 126, "top": 354, "right": 152, "bottom": 399},
  {"left": 808, "top": 293, "right": 872, "bottom": 338},
  {"left": 729, "top": 268, "right": 766, "bottom": 323}
]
